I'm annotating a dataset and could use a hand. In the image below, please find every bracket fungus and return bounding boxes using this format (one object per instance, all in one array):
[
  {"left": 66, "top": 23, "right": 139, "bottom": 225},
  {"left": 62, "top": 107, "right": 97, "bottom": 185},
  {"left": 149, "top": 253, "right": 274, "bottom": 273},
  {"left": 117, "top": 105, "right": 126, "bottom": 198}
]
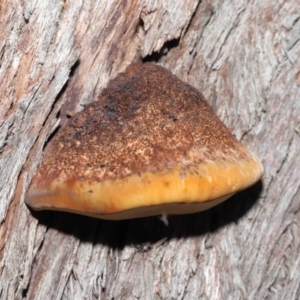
[{"left": 26, "top": 63, "right": 263, "bottom": 220}]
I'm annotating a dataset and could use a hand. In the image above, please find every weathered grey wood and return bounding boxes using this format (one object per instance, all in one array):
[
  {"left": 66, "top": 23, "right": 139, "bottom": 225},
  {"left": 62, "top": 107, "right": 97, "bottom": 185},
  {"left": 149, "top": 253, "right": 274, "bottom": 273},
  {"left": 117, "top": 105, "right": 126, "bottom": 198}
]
[{"left": 0, "top": 0, "right": 299, "bottom": 299}]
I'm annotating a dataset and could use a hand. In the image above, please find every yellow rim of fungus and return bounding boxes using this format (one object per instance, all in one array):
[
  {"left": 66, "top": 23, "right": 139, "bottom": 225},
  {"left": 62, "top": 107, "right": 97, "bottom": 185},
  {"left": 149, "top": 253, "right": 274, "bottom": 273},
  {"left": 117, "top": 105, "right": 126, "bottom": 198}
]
[{"left": 27, "top": 155, "right": 263, "bottom": 220}]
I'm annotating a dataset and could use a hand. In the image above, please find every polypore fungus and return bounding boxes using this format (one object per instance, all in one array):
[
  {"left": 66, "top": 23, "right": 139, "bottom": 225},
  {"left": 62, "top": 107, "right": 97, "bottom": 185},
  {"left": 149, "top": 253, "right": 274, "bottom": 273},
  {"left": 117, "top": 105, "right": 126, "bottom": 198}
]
[{"left": 26, "top": 63, "right": 263, "bottom": 220}]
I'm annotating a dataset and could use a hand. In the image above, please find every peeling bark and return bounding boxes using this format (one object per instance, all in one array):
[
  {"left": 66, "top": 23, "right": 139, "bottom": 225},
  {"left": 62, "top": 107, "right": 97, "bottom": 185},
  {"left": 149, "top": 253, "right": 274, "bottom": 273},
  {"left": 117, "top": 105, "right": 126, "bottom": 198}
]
[{"left": 0, "top": 0, "right": 299, "bottom": 299}]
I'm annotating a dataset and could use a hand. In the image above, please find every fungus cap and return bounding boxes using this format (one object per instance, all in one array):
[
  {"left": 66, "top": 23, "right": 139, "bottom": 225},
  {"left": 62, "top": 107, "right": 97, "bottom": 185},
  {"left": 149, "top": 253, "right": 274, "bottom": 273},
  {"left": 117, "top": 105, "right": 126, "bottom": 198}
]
[{"left": 26, "top": 63, "right": 263, "bottom": 220}]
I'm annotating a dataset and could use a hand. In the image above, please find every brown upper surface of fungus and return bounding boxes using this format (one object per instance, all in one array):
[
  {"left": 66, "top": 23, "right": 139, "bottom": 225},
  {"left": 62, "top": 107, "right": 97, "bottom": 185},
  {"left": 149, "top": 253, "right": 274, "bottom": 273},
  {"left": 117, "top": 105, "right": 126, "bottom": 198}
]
[{"left": 26, "top": 63, "right": 263, "bottom": 220}]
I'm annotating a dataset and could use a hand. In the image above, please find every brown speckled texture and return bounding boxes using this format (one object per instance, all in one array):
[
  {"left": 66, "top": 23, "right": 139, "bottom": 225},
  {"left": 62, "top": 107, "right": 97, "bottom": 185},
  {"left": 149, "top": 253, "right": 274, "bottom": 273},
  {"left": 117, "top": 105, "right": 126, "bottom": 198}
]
[
  {"left": 34, "top": 63, "right": 249, "bottom": 188},
  {"left": 25, "top": 63, "right": 264, "bottom": 218}
]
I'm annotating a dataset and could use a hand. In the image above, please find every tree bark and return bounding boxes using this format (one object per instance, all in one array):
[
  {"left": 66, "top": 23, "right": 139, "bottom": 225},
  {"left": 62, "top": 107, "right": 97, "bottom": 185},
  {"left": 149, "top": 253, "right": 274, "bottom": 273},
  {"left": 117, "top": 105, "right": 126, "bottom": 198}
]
[{"left": 0, "top": 0, "right": 299, "bottom": 299}]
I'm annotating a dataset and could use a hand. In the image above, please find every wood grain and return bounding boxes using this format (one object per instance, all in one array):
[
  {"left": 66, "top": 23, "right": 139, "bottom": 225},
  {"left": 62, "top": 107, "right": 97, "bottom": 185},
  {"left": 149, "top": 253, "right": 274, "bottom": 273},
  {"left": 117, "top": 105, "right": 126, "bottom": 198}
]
[{"left": 0, "top": 0, "right": 299, "bottom": 299}]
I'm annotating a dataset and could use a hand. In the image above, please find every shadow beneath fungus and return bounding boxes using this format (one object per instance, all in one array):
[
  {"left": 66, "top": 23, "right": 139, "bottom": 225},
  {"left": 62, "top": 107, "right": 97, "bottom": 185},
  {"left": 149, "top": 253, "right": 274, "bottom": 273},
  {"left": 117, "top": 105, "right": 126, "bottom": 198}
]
[{"left": 31, "top": 180, "right": 263, "bottom": 250}]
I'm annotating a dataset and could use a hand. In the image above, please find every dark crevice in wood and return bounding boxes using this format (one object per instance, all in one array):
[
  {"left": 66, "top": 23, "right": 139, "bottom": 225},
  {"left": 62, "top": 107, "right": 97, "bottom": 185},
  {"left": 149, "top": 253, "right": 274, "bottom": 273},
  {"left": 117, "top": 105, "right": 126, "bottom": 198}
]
[
  {"left": 142, "top": 38, "right": 180, "bottom": 63},
  {"left": 42, "top": 59, "right": 80, "bottom": 152},
  {"left": 135, "top": 17, "right": 144, "bottom": 35},
  {"left": 69, "top": 59, "right": 81, "bottom": 78}
]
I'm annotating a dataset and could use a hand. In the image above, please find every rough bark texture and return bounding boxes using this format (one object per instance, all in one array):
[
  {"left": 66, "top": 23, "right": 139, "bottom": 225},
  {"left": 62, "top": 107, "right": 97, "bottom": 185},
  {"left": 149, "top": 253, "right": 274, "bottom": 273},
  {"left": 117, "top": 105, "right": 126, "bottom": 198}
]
[{"left": 0, "top": 0, "right": 299, "bottom": 299}]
